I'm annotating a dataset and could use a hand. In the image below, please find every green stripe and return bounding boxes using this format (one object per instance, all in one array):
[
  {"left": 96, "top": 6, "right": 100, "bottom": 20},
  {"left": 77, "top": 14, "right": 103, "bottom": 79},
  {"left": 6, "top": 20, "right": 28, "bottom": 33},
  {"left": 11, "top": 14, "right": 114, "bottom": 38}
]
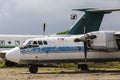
[{"left": 0, "top": 46, "right": 16, "bottom": 48}]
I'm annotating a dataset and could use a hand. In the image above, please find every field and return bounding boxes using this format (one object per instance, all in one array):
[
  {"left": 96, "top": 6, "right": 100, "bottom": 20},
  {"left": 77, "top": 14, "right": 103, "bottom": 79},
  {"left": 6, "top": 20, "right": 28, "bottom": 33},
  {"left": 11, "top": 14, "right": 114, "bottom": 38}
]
[{"left": 0, "top": 66, "right": 120, "bottom": 80}]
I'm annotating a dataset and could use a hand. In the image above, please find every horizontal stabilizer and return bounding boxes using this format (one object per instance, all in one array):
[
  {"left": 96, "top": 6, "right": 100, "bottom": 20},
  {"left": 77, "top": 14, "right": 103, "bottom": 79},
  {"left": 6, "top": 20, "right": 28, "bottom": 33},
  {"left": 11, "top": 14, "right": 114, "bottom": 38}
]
[
  {"left": 73, "top": 8, "right": 120, "bottom": 13},
  {"left": 68, "top": 8, "right": 120, "bottom": 35},
  {"left": 114, "top": 32, "right": 120, "bottom": 36}
]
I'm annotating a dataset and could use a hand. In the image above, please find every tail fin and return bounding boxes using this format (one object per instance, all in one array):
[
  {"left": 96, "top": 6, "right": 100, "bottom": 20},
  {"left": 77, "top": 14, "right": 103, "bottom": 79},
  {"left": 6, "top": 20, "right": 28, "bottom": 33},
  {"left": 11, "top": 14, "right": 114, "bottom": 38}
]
[{"left": 68, "top": 8, "right": 120, "bottom": 34}]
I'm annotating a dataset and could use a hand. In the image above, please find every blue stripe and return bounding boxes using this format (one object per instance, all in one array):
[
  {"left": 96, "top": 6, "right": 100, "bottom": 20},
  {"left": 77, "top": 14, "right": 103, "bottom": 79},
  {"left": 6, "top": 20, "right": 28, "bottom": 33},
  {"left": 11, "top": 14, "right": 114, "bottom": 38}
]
[{"left": 20, "top": 46, "right": 84, "bottom": 53}]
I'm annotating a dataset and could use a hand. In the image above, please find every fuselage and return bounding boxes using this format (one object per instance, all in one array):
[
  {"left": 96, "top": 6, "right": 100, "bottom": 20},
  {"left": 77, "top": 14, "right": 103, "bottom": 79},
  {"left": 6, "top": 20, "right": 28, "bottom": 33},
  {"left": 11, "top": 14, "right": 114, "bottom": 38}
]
[{"left": 6, "top": 31, "right": 120, "bottom": 64}]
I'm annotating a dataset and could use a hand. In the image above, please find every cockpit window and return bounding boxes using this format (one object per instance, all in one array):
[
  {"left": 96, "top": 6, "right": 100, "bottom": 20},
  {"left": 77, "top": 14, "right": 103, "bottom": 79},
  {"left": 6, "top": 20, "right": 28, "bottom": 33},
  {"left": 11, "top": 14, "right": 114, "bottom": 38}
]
[
  {"left": 20, "top": 40, "right": 48, "bottom": 49},
  {"left": 33, "top": 41, "right": 37, "bottom": 45},
  {"left": 20, "top": 44, "right": 39, "bottom": 49},
  {"left": 27, "top": 41, "right": 33, "bottom": 45},
  {"left": 38, "top": 41, "right": 43, "bottom": 45},
  {"left": 20, "top": 40, "right": 39, "bottom": 49},
  {"left": 23, "top": 40, "right": 32, "bottom": 45},
  {"left": 43, "top": 41, "right": 48, "bottom": 45}
]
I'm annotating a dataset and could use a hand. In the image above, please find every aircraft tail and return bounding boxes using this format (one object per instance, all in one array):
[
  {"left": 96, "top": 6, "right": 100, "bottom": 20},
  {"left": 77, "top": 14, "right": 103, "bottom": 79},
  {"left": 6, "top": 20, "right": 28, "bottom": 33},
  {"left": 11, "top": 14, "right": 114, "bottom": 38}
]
[{"left": 68, "top": 8, "right": 120, "bottom": 34}]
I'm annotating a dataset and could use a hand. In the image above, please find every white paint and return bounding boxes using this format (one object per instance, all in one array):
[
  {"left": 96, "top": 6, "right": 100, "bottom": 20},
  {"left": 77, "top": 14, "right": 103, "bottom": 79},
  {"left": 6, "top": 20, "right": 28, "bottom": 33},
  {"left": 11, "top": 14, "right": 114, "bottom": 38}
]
[{"left": 6, "top": 31, "right": 120, "bottom": 64}]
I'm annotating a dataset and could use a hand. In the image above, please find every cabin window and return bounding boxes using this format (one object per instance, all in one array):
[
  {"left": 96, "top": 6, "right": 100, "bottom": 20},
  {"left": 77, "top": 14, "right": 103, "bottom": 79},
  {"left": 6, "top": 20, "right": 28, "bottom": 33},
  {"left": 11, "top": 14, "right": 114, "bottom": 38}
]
[
  {"left": 15, "top": 40, "right": 20, "bottom": 46},
  {"left": 0, "top": 40, "right": 5, "bottom": 46},
  {"left": 33, "top": 41, "right": 37, "bottom": 45},
  {"left": 8, "top": 41, "right": 11, "bottom": 44},
  {"left": 43, "top": 41, "right": 48, "bottom": 45},
  {"left": 27, "top": 41, "right": 33, "bottom": 45},
  {"left": 23, "top": 41, "right": 25, "bottom": 43},
  {"left": 38, "top": 41, "right": 43, "bottom": 45}
]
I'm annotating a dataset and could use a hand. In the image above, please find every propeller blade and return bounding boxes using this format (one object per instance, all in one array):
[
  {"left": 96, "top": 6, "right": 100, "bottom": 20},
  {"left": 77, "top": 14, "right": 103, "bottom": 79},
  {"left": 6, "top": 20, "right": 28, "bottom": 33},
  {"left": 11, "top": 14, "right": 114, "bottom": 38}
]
[
  {"left": 85, "top": 34, "right": 97, "bottom": 40},
  {"left": 74, "top": 38, "right": 81, "bottom": 42},
  {"left": 89, "top": 35, "right": 97, "bottom": 39},
  {"left": 84, "top": 41, "right": 87, "bottom": 62}
]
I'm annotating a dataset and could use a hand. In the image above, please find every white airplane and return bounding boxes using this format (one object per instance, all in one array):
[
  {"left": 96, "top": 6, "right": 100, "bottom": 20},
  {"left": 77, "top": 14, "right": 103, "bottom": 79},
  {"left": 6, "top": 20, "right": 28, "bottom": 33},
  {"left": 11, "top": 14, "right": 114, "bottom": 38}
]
[
  {"left": 0, "top": 35, "right": 42, "bottom": 66},
  {"left": 6, "top": 9, "right": 120, "bottom": 73},
  {"left": 6, "top": 31, "right": 120, "bottom": 73},
  {"left": 0, "top": 8, "right": 113, "bottom": 66}
]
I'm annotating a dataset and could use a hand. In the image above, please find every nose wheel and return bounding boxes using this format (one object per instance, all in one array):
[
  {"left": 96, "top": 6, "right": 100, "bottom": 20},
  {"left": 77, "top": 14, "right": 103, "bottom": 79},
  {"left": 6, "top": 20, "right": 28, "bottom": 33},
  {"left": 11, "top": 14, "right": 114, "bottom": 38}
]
[
  {"left": 5, "top": 61, "right": 18, "bottom": 67},
  {"left": 29, "top": 65, "right": 38, "bottom": 73},
  {"left": 78, "top": 64, "right": 89, "bottom": 71}
]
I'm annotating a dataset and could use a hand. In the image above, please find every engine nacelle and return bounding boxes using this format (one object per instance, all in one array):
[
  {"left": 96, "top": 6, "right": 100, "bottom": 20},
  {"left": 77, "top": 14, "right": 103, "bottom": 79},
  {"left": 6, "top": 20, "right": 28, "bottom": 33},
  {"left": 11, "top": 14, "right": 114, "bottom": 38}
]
[{"left": 88, "top": 31, "right": 118, "bottom": 51}]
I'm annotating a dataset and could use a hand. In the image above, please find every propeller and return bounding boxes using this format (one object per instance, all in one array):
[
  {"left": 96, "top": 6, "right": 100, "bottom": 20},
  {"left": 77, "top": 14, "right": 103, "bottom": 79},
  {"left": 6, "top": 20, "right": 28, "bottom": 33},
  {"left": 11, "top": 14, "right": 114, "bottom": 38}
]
[
  {"left": 74, "top": 16, "right": 97, "bottom": 62},
  {"left": 74, "top": 34, "right": 97, "bottom": 62},
  {"left": 74, "top": 35, "right": 96, "bottom": 42},
  {"left": 83, "top": 25, "right": 87, "bottom": 62},
  {"left": 83, "top": 34, "right": 97, "bottom": 61}
]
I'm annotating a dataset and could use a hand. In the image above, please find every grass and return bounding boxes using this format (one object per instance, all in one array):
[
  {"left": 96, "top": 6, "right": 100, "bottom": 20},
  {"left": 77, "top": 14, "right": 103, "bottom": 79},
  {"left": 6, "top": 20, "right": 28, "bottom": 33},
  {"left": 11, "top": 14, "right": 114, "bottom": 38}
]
[
  {"left": 0, "top": 62, "right": 120, "bottom": 69},
  {"left": 58, "top": 62, "right": 120, "bottom": 69},
  {"left": 0, "top": 63, "right": 6, "bottom": 68},
  {"left": 89, "top": 62, "right": 120, "bottom": 69}
]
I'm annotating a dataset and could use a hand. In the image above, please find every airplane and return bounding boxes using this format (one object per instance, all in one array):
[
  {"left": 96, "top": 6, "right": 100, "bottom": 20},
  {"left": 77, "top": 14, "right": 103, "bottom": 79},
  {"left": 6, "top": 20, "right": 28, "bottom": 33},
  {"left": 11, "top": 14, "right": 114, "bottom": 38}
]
[
  {"left": 0, "top": 8, "right": 110, "bottom": 66},
  {"left": 5, "top": 9, "right": 120, "bottom": 73},
  {"left": 0, "top": 35, "right": 42, "bottom": 66},
  {"left": 6, "top": 30, "right": 120, "bottom": 73}
]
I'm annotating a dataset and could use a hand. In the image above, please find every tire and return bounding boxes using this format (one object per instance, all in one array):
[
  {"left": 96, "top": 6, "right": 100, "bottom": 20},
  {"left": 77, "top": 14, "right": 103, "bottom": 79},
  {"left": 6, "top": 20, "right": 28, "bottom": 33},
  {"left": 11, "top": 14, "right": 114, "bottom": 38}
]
[
  {"left": 29, "top": 65, "right": 38, "bottom": 73},
  {"left": 78, "top": 64, "right": 89, "bottom": 71}
]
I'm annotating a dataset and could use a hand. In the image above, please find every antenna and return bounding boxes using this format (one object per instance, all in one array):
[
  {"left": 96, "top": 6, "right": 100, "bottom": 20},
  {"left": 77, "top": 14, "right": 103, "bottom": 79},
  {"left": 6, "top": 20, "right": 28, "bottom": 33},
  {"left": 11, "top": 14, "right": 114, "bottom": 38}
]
[{"left": 43, "top": 22, "right": 46, "bottom": 35}]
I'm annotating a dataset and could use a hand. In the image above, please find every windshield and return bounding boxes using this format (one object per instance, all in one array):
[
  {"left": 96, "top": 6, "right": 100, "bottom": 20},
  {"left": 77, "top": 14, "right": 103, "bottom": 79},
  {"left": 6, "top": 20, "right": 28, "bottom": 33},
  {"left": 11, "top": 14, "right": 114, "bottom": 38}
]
[
  {"left": 20, "top": 40, "right": 39, "bottom": 49},
  {"left": 23, "top": 40, "right": 33, "bottom": 45},
  {"left": 20, "top": 40, "right": 48, "bottom": 49}
]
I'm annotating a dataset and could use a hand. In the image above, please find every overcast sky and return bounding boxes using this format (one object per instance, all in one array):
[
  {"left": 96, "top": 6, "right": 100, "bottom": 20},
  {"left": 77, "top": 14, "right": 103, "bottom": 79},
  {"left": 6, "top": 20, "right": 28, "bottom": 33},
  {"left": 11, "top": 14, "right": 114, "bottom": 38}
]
[{"left": 0, "top": 0, "right": 120, "bottom": 35}]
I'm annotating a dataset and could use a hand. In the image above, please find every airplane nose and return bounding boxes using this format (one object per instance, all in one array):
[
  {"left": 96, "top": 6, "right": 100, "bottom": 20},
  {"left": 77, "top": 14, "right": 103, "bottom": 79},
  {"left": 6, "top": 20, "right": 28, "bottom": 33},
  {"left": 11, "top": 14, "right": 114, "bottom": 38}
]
[{"left": 6, "top": 47, "right": 21, "bottom": 63}]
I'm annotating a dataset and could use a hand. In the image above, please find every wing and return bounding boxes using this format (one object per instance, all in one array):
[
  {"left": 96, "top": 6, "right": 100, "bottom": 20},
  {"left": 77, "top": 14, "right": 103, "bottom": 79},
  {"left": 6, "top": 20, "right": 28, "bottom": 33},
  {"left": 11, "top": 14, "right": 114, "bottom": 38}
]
[{"left": 114, "top": 32, "right": 120, "bottom": 36}]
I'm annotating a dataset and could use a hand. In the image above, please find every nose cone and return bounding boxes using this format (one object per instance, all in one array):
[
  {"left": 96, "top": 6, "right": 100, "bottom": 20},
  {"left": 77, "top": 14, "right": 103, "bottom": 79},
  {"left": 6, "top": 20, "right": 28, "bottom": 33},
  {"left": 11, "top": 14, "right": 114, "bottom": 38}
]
[{"left": 6, "top": 47, "right": 21, "bottom": 63}]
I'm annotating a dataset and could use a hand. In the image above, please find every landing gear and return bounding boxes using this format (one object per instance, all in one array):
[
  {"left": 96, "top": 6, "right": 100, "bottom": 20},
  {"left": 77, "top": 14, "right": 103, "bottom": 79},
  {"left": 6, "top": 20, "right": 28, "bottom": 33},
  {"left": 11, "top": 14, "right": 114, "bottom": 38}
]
[
  {"left": 5, "top": 61, "right": 17, "bottom": 67},
  {"left": 78, "top": 64, "right": 89, "bottom": 71},
  {"left": 29, "top": 65, "right": 38, "bottom": 73}
]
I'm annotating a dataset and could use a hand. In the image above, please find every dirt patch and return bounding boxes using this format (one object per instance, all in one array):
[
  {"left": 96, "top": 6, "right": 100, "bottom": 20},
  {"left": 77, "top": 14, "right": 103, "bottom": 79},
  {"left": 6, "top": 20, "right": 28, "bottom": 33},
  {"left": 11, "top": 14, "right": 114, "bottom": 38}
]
[{"left": 0, "top": 68, "right": 120, "bottom": 80}]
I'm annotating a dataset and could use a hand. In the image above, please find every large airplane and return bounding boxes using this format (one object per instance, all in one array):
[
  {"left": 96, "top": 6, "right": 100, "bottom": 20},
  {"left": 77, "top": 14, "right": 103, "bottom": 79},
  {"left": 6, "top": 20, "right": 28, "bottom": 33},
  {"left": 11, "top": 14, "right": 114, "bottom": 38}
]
[
  {"left": 0, "top": 8, "right": 109, "bottom": 66},
  {"left": 5, "top": 9, "right": 120, "bottom": 73}
]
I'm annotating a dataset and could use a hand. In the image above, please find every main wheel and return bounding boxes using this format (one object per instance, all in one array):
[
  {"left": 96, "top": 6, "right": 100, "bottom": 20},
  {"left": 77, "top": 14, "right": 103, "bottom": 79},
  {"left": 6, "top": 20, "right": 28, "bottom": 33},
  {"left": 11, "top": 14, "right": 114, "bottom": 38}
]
[{"left": 29, "top": 65, "right": 38, "bottom": 73}]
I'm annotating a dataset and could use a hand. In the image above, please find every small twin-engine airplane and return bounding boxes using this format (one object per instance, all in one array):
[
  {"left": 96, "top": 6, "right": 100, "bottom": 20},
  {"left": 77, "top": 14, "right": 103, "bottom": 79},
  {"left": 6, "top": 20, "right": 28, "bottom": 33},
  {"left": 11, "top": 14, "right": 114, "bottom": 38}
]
[{"left": 6, "top": 8, "right": 120, "bottom": 73}]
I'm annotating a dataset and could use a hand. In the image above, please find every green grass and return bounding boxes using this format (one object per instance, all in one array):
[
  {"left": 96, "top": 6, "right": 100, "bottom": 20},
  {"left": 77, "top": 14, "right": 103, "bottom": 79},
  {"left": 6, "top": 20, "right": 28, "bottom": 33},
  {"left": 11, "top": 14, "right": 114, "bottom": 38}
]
[
  {"left": 0, "top": 62, "right": 120, "bottom": 69},
  {"left": 53, "top": 62, "right": 120, "bottom": 69},
  {"left": 0, "top": 63, "right": 6, "bottom": 68},
  {"left": 89, "top": 62, "right": 120, "bottom": 69}
]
